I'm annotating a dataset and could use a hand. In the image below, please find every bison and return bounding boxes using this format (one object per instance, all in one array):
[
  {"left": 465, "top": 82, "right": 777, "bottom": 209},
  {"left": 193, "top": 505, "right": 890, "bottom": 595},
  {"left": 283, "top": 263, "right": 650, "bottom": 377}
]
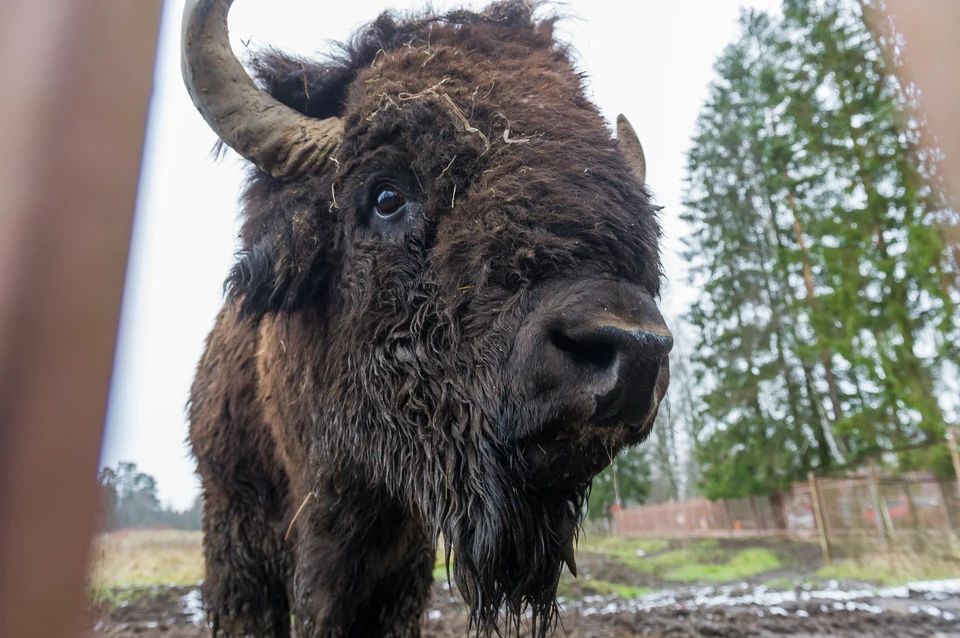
[{"left": 183, "top": 0, "right": 672, "bottom": 635}]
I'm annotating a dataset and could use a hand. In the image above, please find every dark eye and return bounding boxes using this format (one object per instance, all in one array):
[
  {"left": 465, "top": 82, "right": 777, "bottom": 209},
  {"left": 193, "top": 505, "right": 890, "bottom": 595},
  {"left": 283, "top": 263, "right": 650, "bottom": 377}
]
[{"left": 374, "top": 186, "right": 406, "bottom": 218}]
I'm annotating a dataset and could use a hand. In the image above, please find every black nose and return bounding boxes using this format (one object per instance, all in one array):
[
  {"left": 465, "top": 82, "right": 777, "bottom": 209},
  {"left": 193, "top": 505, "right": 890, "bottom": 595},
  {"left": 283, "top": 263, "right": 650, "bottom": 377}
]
[
  {"left": 505, "top": 279, "right": 673, "bottom": 444},
  {"left": 548, "top": 323, "right": 673, "bottom": 427}
]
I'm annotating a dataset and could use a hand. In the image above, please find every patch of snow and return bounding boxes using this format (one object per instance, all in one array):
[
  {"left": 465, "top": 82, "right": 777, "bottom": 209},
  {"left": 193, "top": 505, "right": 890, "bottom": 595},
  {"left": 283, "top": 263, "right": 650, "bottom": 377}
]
[
  {"left": 908, "top": 579, "right": 960, "bottom": 596},
  {"left": 915, "top": 605, "right": 945, "bottom": 618},
  {"left": 566, "top": 577, "right": 960, "bottom": 618},
  {"left": 179, "top": 589, "right": 205, "bottom": 625},
  {"left": 428, "top": 610, "right": 441, "bottom": 620},
  {"left": 877, "top": 585, "right": 910, "bottom": 598}
]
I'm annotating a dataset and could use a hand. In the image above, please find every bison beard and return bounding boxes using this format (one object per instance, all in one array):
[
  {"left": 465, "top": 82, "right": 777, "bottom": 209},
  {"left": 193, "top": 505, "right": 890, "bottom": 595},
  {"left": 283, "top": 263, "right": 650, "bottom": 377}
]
[{"left": 184, "top": 1, "right": 670, "bottom": 636}]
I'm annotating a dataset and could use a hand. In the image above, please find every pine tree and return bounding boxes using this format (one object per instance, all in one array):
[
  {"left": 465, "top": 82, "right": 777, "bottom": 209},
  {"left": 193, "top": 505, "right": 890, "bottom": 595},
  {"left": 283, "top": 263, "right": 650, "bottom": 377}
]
[{"left": 684, "top": 11, "right": 829, "bottom": 498}]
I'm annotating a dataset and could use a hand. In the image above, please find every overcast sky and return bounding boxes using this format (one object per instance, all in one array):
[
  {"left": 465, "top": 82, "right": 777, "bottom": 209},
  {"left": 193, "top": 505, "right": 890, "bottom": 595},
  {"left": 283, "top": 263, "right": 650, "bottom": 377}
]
[{"left": 99, "top": 0, "right": 780, "bottom": 510}]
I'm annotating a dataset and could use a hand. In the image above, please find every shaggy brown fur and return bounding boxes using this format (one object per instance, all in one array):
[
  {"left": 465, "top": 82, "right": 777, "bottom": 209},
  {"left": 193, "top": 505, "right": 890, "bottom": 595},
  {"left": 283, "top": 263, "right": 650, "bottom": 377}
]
[{"left": 189, "top": 2, "right": 669, "bottom": 636}]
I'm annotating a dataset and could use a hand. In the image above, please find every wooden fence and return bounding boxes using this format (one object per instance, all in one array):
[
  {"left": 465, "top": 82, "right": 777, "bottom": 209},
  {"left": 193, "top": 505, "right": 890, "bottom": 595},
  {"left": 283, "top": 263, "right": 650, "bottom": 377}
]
[
  {"left": 613, "top": 474, "right": 960, "bottom": 538},
  {"left": 612, "top": 432, "right": 960, "bottom": 562}
]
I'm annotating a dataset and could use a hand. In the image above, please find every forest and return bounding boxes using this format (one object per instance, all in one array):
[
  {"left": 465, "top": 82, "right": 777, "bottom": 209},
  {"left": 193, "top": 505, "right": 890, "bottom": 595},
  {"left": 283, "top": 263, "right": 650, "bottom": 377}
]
[
  {"left": 588, "top": 0, "right": 958, "bottom": 517},
  {"left": 97, "top": 462, "right": 201, "bottom": 530}
]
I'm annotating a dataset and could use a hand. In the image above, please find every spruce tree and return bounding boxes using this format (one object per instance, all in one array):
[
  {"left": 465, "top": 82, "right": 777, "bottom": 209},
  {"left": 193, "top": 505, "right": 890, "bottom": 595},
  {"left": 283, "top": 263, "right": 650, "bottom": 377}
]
[{"left": 683, "top": 0, "right": 958, "bottom": 499}]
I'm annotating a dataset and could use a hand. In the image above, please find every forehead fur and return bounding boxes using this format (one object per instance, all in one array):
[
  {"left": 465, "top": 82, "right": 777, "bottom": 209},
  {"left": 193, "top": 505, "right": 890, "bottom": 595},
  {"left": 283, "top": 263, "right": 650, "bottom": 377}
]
[
  {"left": 232, "top": 0, "right": 662, "bottom": 313},
  {"left": 250, "top": 1, "right": 564, "bottom": 122}
]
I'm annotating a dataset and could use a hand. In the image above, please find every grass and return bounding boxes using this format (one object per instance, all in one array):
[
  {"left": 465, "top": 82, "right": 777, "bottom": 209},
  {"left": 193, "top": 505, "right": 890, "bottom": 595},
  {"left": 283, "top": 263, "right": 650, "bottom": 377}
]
[
  {"left": 433, "top": 536, "right": 453, "bottom": 582},
  {"left": 662, "top": 548, "right": 781, "bottom": 582},
  {"left": 580, "top": 537, "right": 783, "bottom": 583},
  {"left": 89, "top": 529, "right": 204, "bottom": 590},
  {"left": 578, "top": 536, "right": 669, "bottom": 555},
  {"left": 817, "top": 550, "right": 960, "bottom": 586},
  {"left": 557, "top": 578, "right": 649, "bottom": 599},
  {"left": 90, "top": 583, "right": 164, "bottom": 608},
  {"left": 433, "top": 563, "right": 452, "bottom": 581}
]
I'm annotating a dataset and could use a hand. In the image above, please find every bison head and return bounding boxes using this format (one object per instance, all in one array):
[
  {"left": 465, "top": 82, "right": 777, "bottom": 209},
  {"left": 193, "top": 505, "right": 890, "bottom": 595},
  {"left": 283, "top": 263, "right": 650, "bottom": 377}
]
[{"left": 183, "top": 0, "right": 670, "bottom": 633}]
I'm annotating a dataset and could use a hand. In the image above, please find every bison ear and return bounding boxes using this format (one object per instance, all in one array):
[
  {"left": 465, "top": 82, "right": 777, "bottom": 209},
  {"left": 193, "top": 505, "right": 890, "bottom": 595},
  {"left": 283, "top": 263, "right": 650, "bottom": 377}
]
[{"left": 616, "top": 114, "right": 646, "bottom": 186}]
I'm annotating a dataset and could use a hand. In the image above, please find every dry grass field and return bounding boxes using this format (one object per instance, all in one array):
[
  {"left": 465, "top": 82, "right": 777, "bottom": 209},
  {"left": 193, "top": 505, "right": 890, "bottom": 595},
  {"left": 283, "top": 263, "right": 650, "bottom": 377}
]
[{"left": 90, "top": 529, "right": 203, "bottom": 590}]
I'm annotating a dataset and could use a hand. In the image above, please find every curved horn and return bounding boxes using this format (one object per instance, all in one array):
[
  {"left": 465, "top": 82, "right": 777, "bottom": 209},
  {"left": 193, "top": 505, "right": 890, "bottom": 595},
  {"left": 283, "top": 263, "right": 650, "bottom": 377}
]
[{"left": 181, "top": 0, "right": 343, "bottom": 180}]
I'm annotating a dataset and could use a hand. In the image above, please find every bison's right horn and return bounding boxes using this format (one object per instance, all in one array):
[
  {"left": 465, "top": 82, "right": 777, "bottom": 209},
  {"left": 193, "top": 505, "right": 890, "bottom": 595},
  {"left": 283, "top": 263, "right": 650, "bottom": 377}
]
[{"left": 181, "top": 0, "right": 344, "bottom": 180}]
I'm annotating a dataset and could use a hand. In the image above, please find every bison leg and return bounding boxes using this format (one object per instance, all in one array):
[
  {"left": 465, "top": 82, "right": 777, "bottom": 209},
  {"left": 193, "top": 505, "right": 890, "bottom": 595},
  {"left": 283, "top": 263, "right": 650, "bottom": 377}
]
[
  {"left": 190, "top": 306, "right": 292, "bottom": 636},
  {"left": 287, "top": 482, "right": 435, "bottom": 638},
  {"left": 199, "top": 482, "right": 291, "bottom": 637}
]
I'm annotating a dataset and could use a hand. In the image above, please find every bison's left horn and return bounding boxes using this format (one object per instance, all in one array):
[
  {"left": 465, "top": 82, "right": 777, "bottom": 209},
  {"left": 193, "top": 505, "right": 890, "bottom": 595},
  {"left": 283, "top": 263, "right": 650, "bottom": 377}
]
[
  {"left": 616, "top": 114, "right": 646, "bottom": 186},
  {"left": 181, "top": 0, "right": 344, "bottom": 180}
]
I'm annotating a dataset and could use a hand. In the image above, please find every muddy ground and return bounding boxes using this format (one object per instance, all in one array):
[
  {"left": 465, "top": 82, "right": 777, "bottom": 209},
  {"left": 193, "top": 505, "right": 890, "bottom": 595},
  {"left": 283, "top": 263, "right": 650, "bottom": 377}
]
[
  {"left": 90, "top": 582, "right": 960, "bottom": 637},
  {"left": 91, "top": 556, "right": 960, "bottom": 638}
]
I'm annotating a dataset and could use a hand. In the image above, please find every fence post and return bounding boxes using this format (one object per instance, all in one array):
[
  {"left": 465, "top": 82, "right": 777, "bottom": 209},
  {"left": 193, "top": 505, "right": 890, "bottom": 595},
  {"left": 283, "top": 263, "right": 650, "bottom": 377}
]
[
  {"left": 866, "top": 457, "right": 892, "bottom": 549},
  {"left": 901, "top": 478, "right": 920, "bottom": 536},
  {"left": 816, "top": 473, "right": 834, "bottom": 541},
  {"left": 722, "top": 499, "right": 733, "bottom": 533},
  {"left": 933, "top": 479, "right": 956, "bottom": 536},
  {"left": 948, "top": 427, "right": 960, "bottom": 496},
  {"left": 778, "top": 491, "right": 791, "bottom": 537},
  {"left": 749, "top": 495, "right": 761, "bottom": 534},
  {"left": 808, "top": 472, "right": 831, "bottom": 565}
]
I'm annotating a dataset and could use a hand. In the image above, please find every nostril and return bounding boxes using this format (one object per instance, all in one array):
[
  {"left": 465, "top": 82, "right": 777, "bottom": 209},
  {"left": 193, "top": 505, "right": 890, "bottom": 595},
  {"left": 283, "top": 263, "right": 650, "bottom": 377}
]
[
  {"left": 636, "top": 331, "right": 674, "bottom": 361},
  {"left": 549, "top": 329, "right": 617, "bottom": 372}
]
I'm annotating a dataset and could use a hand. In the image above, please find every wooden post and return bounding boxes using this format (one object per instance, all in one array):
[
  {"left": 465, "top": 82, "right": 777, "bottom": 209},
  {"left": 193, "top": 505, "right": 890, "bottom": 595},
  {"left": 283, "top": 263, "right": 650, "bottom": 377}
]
[
  {"left": 875, "top": 458, "right": 897, "bottom": 542},
  {"left": 0, "top": 2, "right": 162, "bottom": 637},
  {"left": 748, "top": 495, "right": 760, "bottom": 534},
  {"left": 947, "top": 427, "right": 960, "bottom": 497},
  {"left": 932, "top": 479, "right": 955, "bottom": 536},
  {"left": 866, "top": 458, "right": 892, "bottom": 549},
  {"left": 901, "top": 478, "right": 920, "bottom": 534},
  {"left": 778, "top": 491, "right": 792, "bottom": 537},
  {"left": 808, "top": 472, "right": 831, "bottom": 565},
  {"left": 816, "top": 474, "right": 834, "bottom": 540}
]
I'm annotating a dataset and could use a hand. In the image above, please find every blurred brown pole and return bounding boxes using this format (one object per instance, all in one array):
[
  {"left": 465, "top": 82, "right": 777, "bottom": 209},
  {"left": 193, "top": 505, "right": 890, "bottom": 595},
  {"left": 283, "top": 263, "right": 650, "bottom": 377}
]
[
  {"left": 0, "top": 2, "right": 162, "bottom": 637},
  {"left": 882, "top": 1, "right": 960, "bottom": 267}
]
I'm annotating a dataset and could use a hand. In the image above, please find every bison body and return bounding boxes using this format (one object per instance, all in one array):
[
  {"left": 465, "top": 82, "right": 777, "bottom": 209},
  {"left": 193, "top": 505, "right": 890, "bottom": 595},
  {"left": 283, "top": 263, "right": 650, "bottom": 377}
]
[{"left": 184, "top": 1, "right": 671, "bottom": 636}]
